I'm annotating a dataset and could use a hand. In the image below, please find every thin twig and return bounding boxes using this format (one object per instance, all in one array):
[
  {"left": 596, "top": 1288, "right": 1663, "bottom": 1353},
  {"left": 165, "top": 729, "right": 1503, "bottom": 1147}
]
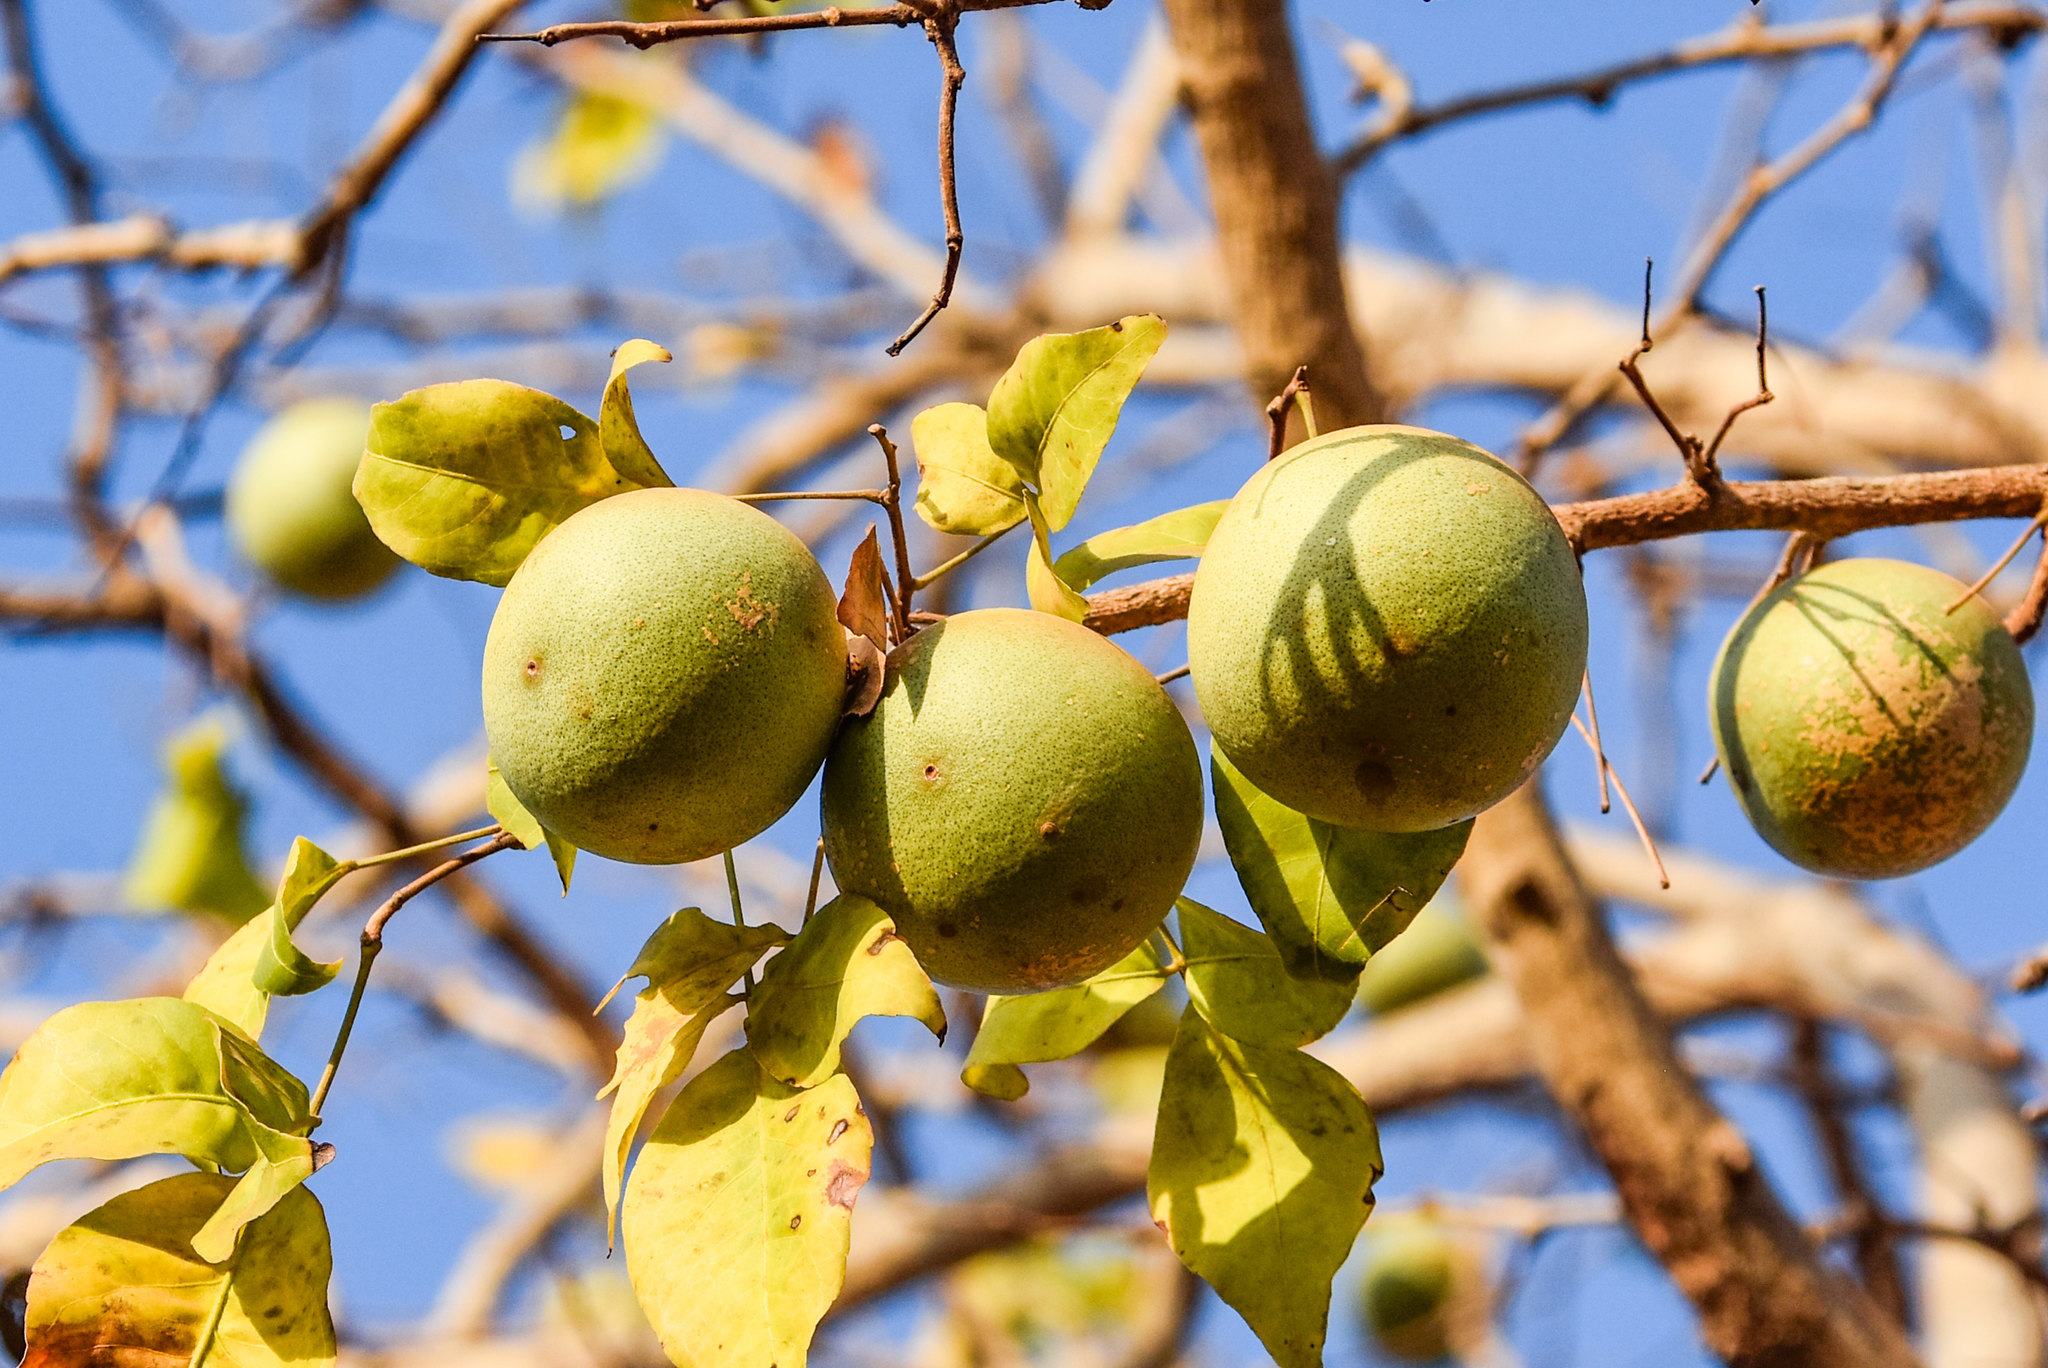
[
  {"left": 1699, "top": 285, "right": 1775, "bottom": 470},
  {"left": 310, "top": 833, "right": 520, "bottom": 1119},
  {"left": 2004, "top": 525, "right": 2048, "bottom": 644},
  {"left": 912, "top": 525, "right": 1016, "bottom": 589},
  {"left": 868, "top": 424, "right": 920, "bottom": 637},
  {"left": 804, "top": 839, "right": 826, "bottom": 926},
  {"left": 480, "top": 0, "right": 1070, "bottom": 48},
  {"left": 1570, "top": 713, "right": 1668, "bottom": 889},
  {"left": 725, "top": 848, "right": 756, "bottom": 995},
  {"left": 732, "top": 489, "right": 888, "bottom": 504},
  {"left": 888, "top": 12, "right": 967, "bottom": 355},
  {"left": 1582, "top": 668, "right": 1612, "bottom": 813},
  {"left": 1945, "top": 505, "right": 2048, "bottom": 613},
  {"left": 1264, "top": 364, "right": 1313, "bottom": 460},
  {"left": 1155, "top": 662, "right": 1190, "bottom": 684}
]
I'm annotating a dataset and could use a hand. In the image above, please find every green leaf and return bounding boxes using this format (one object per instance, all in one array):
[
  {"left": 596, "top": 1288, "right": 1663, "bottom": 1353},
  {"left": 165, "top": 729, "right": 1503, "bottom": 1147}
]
[
  {"left": 25, "top": 1172, "right": 335, "bottom": 1368},
  {"left": 1052, "top": 500, "right": 1229, "bottom": 593},
  {"left": 1025, "top": 495, "right": 1090, "bottom": 622},
  {"left": 354, "top": 379, "right": 658, "bottom": 587},
  {"left": 1175, "top": 898, "right": 1355, "bottom": 1048},
  {"left": 623, "top": 1050, "right": 872, "bottom": 1368},
  {"left": 251, "top": 838, "right": 347, "bottom": 999},
  {"left": 123, "top": 715, "right": 270, "bottom": 924},
  {"left": 986, "top": 315, "right": 1165, "bottom": 532},
  {"left": 1211, "top": 749, "right": 1471, "bottom": 983},
  {"left": 910, "top": 402, "right": 1026, "bottom": 536},
  {"left": 0, "top": 999, "right": 316, "bottom": 1255},
  {"left": 961, "top": 939, "right": 1172, "bottom": 1098},
  {"left": 745, "top": 895, "right": 945, "bottom": 1088},
  {"left": 512, "top": 89, "right": 667, "bottom": 211},
  {"left": 600, "top": 339, "right": 676, "bottom": 490},
  {"left": 597, "top": 908, "right": 787, "bottom": 1246},
  {"left": 1148, "top": 1009, "right": 1382, "bottom": 1368},
  {"left": 487, "top": 759, "right": 576, "bottom": 894}
]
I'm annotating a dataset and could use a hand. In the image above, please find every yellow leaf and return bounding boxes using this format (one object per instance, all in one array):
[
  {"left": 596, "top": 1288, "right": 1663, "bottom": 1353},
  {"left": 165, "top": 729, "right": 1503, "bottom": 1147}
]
[
  {"left": 513, "top": 90, "right": 667, "bottom": 212},
  {"left": 910, "top": 402, "right": 1027, "bottom": 536}
]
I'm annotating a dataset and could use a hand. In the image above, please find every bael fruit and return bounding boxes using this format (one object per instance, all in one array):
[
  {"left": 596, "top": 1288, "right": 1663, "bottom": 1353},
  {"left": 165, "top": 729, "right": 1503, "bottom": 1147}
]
[
  {"left": 1355, "top": 896, "right": 1489, "bottom": 1016},
  {"left": 482, "top": 487, "right": 847, "bottom": 865},
  {"left": 1187, "top": 425, "right": 1586, "bottom": 833},
  {"left": 821, "top": 608, "right": 1203, "bottom": 993},
  {"left": 1356, "top": 1216, "right": 1482, "bottom": 1364},
  {"left": 226, "top": 398, "right": 400, "bottom": 600},
  {"left": 1710, "top": 556, "right": 2032, "bottom": 879}
]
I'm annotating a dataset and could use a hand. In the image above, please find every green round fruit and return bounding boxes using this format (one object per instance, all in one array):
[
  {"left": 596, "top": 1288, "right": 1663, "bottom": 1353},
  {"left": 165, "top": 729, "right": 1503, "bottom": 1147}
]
[
  {"left": 1357, "top": 1217, "right": 1467, "bottom": 1363},
  {"left": 226, "top": 398, "right": 400, "bottom": 600},
  {"left": 1710, "top": 557, "right": 2032, "bottom": 879},
  {"left": 482, "top": 487, "right": 847, "bottom": 865},
  {"left": 1356, "top": 896, "right": 1488, "bottom": 1016},
  {"left": 1187, "top": 425, "right": 1587, "bottom": 833},
  {"left": 821, "top": 608, "right": 1203, "bottom": 993}
]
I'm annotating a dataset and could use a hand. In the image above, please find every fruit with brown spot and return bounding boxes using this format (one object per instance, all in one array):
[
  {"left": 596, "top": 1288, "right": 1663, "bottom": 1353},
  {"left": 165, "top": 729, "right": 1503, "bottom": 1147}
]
[
  {"left": 1710, "top": 556, "right": 2032, "bottom": 878},
  {"left": 820, "top": 608, "right": 1203, "bottom": 993}
]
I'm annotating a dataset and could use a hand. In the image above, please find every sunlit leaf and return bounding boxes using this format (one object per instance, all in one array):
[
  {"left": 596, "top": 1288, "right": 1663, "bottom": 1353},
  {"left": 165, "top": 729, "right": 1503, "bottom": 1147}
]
[
  {"left": 986, "top": 315, "right": 1165, "bottom": 531},
  {"left": 1211, "top": 749, "right": 1471, "bottom": 983},
  {"left": 961, "top": 939, "right": 1172, "bottom": 1097},
  {"left": 354, "top": 379, "right": 660, "bottom": 587},
  {"left": 512, "top": 89, "right": 667, "bottom": 211},
  {"left": 1175, "top": 898, "right": 1354, "bottom": 1048},
  {"left": 1052, "top": 500, "right": 1228, "bottom": 592},
  {"left": 123, "top": 715, "right": 270, "bottom": 924},
  {"left": 1148, "top": 1009, "right": 1381, "bottom": 1368},
  {"left": 623, "top": 1049, "right": 872, "bottom": 1368},
  {"left": 910, "top": 402, "right": 1026, "bottom": 536},
  {"left": 25, "top": 1172, "right": 335, "bottom": 1368},
  {"left": 487, "top": 759, "right": 576, "bottom": 894},
  {"left": 745, "top": 894, "right": 944, "bottom": 1089},
  {"left": 1025, "top": 497, "right": 1089, "bottom": 622},
  {"left": 600, "top": 339, "right": 676, "bottom": 490},
  {"left": 0, "top": 999, "right": 316, "bottom": 1258},
  {"left": 597, "top": 908, "right": 788, "bottom": 1245},
  {"left": 251, "top": 838, "right": 347, "bottom": 999}
]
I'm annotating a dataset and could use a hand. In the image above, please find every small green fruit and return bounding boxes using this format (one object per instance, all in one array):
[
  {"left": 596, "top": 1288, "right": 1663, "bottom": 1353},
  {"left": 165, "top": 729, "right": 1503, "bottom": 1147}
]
[
  {"left": 482, "top": 487, "right": 847, "bottom": 865},
  {"left": 123, "top": 716, "right": 271, "bottom": 923},
  {"left": 1187, "top": 425, "right": 1587, "bottom": 833},
  {"left": 226, "top": 398, "right": 400, "bottom": 600},
  {"left": 1356, "top": 1217, "right": 1475, "bottom": 1364},
  {"left": 821, "top": 608, "right": 1203, "bottom": 993},
  {"left": 1356, "top": 896, "right": 1488, "bottom": 1015},
  {"left": 1710, "top": 557, "right": 2032, "bottom": 879}
]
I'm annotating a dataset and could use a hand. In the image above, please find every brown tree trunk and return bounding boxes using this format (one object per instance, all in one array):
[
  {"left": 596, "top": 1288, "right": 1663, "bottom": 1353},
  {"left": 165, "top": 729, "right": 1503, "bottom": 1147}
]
[
  {"left": 1461, "top": 786, "right": 1920, "bottom": 1368},
  {"left": 1155, "top": 0, "right": 1385, "bottom": 434},
  {"left": 1157, "top": 1, "right": 1922, "bottom": 1362}
]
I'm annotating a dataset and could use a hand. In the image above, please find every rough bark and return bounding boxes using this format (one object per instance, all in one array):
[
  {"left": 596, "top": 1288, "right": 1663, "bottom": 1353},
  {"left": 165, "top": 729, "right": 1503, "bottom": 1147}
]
[
  {"left": 1154, "top": 0, "right": 1384, "bottom": 432},
  {"left": 1461, "top": 785, "right": 1920, "bottom": 1368}
]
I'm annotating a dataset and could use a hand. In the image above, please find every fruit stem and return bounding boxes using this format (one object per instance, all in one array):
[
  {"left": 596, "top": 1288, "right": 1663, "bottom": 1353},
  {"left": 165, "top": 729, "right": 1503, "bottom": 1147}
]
[
  {"left": 350, "top": 823, "right": 505, "bottom": 870},
  {"left": 309, "top": 832, "right": 519, "bottom": 1122},
  {"left": 726, "top": 848, "right": 757, "bottom": 994}
]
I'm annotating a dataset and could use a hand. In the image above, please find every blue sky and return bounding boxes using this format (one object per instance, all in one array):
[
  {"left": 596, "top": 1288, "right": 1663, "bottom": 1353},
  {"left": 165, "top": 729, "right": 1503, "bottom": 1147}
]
[{"left": 2, "top": 1, "right": 2042, "bottom": 1364}]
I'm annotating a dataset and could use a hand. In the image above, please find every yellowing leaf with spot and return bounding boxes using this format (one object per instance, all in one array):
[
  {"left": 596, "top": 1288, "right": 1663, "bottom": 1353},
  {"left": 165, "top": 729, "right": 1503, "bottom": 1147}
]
[
  {"left": 488, "top": 758, "right": 576, "bottom": 893},
  {"left": 911, "top": 402, "right": 1026, "bottom": 536},
  {"left": 0, "top": 998, "right": 317, "bottom": 1261},
  {"left": 1211, "top": 749, "right": 1470, "bottom": 983},
  {"left": 513, "top": 89, "right": 667, "bottom": 211},
  {"left": 1148, "top": 1010, "right": 1381, "bottom": 1368},
  {"left": 745, "top": 894, "right": 944, "bottom": 1088},
  {"left": 623, "top": 1050, "right": 872, "bottom": 1368},
  {"left": 25, "top": 1171, "right": 334, "bottom": 1368},
  {"left": 601, "top": 339, "right": 676, "bottom": 491},
  {"left": 961, "top": 939, "right": 1171, "bottom": 1097},
  {"left": 1053, "top": 500, "right": 1228, "bottom": 592},
  {"left": 986, "top": 315, "right": 1165, "bottom": 531},
  {"left": 598, "top": 908, "right": 787, "bottom": 1245},
  {"left": 1175, "top": 898, "right": 1354, "bottom": 1048},
  {"left": 354, "top": 379, "right": 663, "bottom": 587}
]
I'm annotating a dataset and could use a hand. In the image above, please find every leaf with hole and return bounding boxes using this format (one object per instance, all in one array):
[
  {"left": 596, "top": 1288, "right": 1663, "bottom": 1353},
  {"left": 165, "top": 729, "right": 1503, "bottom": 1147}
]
[
  {"left": 1211, "top": 750, "right": 1471, "bottom": 983},
  {"left": 1052, "top": 500, "right": 1228, "bottom": 593},
  {"left": 623, "top": 1049, "right": 871, "bottom": 1368},
  {"left": 600, "top": 339, "right": 676, "bottom": 490},
  {"left": 961, "top": 939, "right": 1172, "bottom": 1097},
  {"left": 597, "top": 907, "right": 788, "bottom": 1245},
  {"left": 910, "top": 401, "right": 1026, "bottom": 536},
  {"left": 354, "top": 379, "right": 661, "bottom": 587},
  {"left": 744, "top": 894, "right": 944, "bottom": 1088},
  {"left": 1148, "top": 1009, "right": 1381, "bottom": 1368},
  {"left": 24, "top": 1171, "right": 334, "bottom": 1368},
  {"left": 986, "top": 315, "right": 1165, "bottom": 531},
  {"left": 1175, "top": 898, "right": 1355, "bottom": 1048}
]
